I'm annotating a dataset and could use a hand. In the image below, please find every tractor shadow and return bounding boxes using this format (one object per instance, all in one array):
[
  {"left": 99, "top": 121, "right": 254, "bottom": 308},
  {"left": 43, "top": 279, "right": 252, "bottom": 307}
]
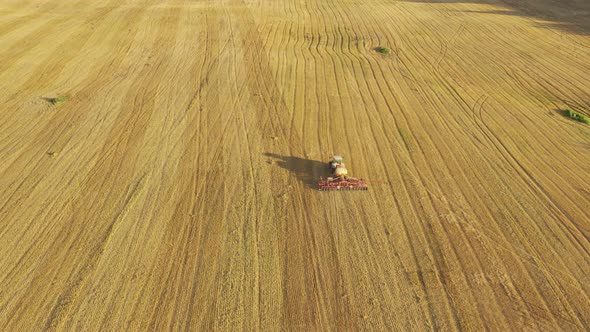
[{"left": 264, "top": 153, "right": 330, "bottom": 189}]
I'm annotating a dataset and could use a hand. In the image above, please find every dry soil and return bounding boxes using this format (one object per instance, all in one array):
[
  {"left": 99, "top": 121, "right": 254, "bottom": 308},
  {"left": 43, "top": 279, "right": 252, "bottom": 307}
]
[{"left": 1, "top": 0, "right": 590, "bottom": 330}]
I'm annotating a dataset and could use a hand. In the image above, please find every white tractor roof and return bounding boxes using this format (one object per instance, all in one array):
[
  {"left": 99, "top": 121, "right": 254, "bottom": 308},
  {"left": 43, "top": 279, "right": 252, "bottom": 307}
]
[{"left": 333, "top": 155, "right": 343, "bottom": 162}]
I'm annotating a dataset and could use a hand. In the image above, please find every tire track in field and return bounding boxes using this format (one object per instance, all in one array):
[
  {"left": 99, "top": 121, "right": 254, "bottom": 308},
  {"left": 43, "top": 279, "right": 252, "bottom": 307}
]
[
  {"left": 55, "top": 3, "right": 223, "bottom": 329},
  {"left": 299, "top": 2, "right": 441, "bottom": 328},
  {"left": 310, "top": 4, "right": 425, "bottom": 313},
  {"left": 0, "top": 0, "right": 142, "bottom": 165},
  {"left": 309, "top": 6, "right": 432, "bottom": 328},
  {"left": 262, "top": 0, "right": 470, "bottom": 328},
  {"left": 0, "top": 3, "right": 178, "bottom": 326},
  {"left": 43, "top": 4, "right": 182, "bottom": 329},
  {"left": 328, "top": 13, "right": 472, "bottom": 332},
  {"left": 0, "top": 0, "right": 156, "bottom": 250},
  {"left": 229, "top": 1, "right": 366, "bottom": 329},
  {"left": 284, "top": 0, "right": 464, "bottom": 326},
  {"left": 388, "top": 4, "right": 590, "bottom": 326},
  {"left": 121, "top": 5, "right": 260, "bottom": 329},
  {"left": 3, "top": 1, "right": 155, "bottom": 278},
  {"left": 332, "top": 1, "right": 588, "bottom": 328},
  {"left": 434, "top": 54, "right": 590, "bottom": 276}
]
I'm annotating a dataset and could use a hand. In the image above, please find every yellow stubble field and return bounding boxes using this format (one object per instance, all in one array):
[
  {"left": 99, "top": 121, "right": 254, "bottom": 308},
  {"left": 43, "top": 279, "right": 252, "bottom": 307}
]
[{"left": 0, "top": 0, "right": 589, "bottom": 330}]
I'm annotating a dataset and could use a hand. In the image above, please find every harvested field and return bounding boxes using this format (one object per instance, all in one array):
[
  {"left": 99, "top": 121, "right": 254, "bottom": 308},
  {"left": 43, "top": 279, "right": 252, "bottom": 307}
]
[{"left": 1, "top": 0, "right": 590, "bottom": 330}]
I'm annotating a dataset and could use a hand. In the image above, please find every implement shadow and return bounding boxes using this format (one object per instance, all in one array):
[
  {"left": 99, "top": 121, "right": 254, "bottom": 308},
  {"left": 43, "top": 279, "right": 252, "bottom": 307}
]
[{"left": 264, "top": 153, "right": 330, "bottom": 189}]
